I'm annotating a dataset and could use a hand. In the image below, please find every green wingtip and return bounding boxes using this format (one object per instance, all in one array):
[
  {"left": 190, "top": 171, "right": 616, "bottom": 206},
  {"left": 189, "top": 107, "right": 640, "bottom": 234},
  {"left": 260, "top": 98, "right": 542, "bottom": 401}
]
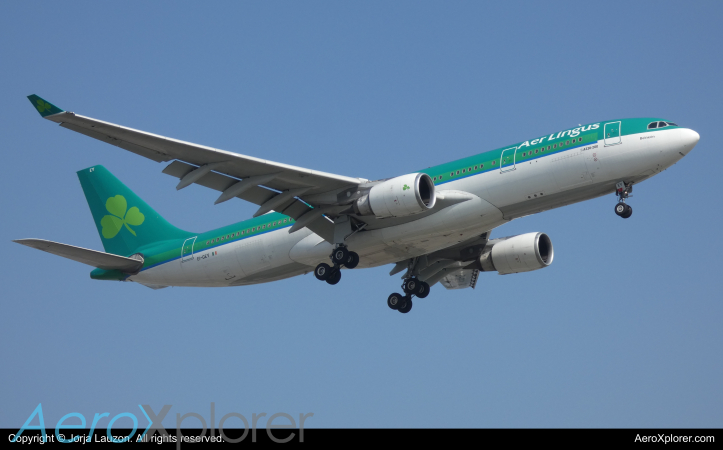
[{"left": 27, "top": 94, "right": 64, "bottom": 117}]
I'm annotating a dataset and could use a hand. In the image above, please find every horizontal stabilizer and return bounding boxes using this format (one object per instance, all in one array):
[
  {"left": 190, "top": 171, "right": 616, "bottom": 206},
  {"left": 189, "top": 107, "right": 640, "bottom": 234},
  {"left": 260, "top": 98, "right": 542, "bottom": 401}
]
[{"left": 13, "top": 239, "right": 143, "bottom": 272}]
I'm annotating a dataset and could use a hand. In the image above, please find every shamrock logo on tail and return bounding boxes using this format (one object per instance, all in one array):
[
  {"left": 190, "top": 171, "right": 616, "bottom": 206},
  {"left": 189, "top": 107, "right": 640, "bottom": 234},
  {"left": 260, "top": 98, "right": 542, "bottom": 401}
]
[
  {"left": 35, "top": 99, "right": 52, "bottom": 113},
  {"left": 101, "top": 195, "right": 145, "bottom": 239}
]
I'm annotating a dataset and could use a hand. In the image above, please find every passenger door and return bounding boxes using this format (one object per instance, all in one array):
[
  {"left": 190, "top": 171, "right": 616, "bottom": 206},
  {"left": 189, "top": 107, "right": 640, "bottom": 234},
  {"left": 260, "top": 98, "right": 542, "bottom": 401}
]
[
  {"left": 499, "top": 147, "right": 517, "bottom": 173},
  {"left": 604, "top": 121, "right": 621, "bottom": 146},
  {"left": 181, "top": 236, "right": 197, "bottom": 263}
]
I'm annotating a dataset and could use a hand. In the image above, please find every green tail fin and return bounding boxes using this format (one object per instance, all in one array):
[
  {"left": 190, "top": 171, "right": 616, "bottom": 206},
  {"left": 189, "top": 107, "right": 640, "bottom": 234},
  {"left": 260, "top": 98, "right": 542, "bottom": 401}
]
[
  {"left": 27, "top": 94, "right": 64, "bottom": 117},
  {"left": 77, "top": 165, "right": 193, "bottom": 256}
]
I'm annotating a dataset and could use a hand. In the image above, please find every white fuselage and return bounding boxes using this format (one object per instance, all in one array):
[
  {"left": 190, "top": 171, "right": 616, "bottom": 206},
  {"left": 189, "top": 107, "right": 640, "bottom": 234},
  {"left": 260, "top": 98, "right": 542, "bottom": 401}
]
[{"left": 130, "top": 126, "right": 698, "bottom": 287}]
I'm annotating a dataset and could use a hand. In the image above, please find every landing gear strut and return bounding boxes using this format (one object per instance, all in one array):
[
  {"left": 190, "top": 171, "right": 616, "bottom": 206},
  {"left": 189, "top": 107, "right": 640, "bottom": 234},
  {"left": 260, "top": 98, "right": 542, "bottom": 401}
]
[
  {"left": 314, "top": 244, "right": 360, "bottom": 286},
  {"left": 614, "top": 181, "right": 633, "bottom": 219}
]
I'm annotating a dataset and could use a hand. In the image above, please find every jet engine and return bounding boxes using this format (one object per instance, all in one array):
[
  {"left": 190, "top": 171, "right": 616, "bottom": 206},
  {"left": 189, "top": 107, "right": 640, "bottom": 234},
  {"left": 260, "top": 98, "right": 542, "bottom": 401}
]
[
  {"left": 353, "top": 173, "right": 436, "bottom": 218},
  {"left": 478, "top": 232, "right": 554, "bottom": 274}
]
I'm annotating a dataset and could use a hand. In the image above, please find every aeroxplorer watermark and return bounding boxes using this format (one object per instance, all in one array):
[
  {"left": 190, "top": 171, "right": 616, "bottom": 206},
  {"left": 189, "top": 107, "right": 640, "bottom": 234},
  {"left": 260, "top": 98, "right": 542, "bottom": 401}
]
[{"left": 9, "top": 403, "right": 312, "bottom": 447}]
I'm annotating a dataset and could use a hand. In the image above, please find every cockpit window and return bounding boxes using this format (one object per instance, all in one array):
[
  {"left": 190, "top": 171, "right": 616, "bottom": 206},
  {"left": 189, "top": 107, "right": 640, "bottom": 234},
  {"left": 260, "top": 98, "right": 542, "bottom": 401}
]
[
  {"left": 667, "top": 122, "right": 678, "bottom": 126},
  {"left": 648, "top": 122, "right": 658, "bottom": 129},
  {"left": 658, "top": 121, "right": 668, "bottom": 128}
]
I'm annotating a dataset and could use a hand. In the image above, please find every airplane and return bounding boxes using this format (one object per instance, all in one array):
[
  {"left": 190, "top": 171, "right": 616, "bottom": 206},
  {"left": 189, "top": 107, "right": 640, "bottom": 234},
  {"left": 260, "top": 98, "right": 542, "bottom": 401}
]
[{"left": 15, "top": 95, "right": 700, "bottom": 314}]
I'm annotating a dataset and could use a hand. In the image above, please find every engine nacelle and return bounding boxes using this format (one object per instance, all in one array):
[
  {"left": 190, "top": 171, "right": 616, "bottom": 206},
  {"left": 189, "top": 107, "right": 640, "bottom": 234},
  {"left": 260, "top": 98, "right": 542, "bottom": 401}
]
[
  {"left": 479, "top": 232, "right": 554, "bottom": 274},
  {"left": 354, "top": 173, "right": 436, "bottom": 218}
]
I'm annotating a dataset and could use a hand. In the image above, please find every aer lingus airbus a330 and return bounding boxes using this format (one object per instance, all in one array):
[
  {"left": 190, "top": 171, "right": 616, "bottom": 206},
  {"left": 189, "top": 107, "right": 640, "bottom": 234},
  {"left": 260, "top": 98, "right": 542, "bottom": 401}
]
[{"left": 16, "top": 95, "right": 699, "bottom": 313}]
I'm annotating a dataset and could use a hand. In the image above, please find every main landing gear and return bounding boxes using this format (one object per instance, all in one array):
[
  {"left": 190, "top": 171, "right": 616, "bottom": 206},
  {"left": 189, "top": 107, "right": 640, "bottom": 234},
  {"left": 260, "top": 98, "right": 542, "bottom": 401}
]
[
  {"left": 314, "top": 245, "right": 359, "bottom": 286},
  {"left": 387, "top": 277, "right": 430, "bottom": 314},
  {"left": 614, "top": 181, "right": 633, "bottom": 219}
]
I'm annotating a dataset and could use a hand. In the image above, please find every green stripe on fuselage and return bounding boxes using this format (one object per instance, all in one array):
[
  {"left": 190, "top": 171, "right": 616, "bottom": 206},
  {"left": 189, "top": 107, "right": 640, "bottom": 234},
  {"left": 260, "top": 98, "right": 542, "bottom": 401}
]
[{"left": 91, "top": 212, "right": 298, "bottom": 280}]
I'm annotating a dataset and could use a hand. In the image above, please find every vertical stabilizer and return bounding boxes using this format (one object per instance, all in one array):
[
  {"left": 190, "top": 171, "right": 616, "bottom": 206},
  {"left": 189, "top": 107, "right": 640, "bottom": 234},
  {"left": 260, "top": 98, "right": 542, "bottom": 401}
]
[{"left": 77, "top": 165, "right": 192, "bottom": 256}]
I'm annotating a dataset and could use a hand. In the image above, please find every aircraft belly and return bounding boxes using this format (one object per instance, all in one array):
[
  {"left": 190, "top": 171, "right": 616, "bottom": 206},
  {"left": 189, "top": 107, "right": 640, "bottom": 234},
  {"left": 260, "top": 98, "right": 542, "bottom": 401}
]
[{"left": 288, "top": 195, "right": 505, "bottom": 269}]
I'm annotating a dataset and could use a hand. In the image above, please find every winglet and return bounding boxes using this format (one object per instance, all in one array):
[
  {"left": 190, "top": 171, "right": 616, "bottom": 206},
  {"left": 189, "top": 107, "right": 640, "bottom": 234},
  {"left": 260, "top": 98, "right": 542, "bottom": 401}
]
[{"left": 27, "top": 94, "right": 64, "bottom": 117}]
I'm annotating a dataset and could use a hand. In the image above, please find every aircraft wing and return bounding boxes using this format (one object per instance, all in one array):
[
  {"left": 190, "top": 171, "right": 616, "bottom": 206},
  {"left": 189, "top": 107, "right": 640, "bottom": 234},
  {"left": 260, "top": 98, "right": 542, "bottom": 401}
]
[
  {"left": 28, "top": 95, "right": 368, "bottom": 242},
  {"left": 28, "top": 95, "right": 366, "bottom": 203},
  {"left": 14, "top": 239, "right": 144, "bottom": 272}
]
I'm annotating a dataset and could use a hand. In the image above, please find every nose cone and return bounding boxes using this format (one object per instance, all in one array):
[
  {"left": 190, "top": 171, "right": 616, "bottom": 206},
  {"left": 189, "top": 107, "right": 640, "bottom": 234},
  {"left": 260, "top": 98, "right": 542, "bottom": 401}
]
[{"left": 680, "top": 128, "right": 700, "bottom": 155}]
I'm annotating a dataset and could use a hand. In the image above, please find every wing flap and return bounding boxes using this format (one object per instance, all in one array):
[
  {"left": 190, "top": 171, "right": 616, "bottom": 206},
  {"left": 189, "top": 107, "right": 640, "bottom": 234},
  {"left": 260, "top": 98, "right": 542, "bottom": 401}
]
[
  {"left": 14, "top": 239, "right": 143, "bottom": 272},
  {"left": 162, "top": 161, "right": 335, "bottom": 242},
  {"left": 162, "top": 160, "right": 277, "bottom": 206}
]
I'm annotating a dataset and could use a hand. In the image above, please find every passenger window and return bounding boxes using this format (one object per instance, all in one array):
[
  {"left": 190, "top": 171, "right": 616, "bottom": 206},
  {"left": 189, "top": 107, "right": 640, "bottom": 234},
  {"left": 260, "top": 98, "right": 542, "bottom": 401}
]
[
  {"left": 492, "top": 161, "right": 495, "bottom": 165},
  {"left": 462, "top": 169, "right": 466, "bottom": 173},
  {"left": 566, "top": 140, "right": 570, "bottom": 145},
  {"left": 450, "top": 173, "right": 453, "bottom": 177},
  {"left": 547, "top": 146, "right": 550, "bottom": 150},
  {"left": 474, "top": 166, "right": 478, "bottom": 170},
  {"left": 553, "top": 144, "right": 557, "bottom": 148},
  {"left": 456, "top": 171, "right": 460, "bottom": 175},
  {"left": 439, "top": 175, "right": 443, "bottom": 180}
]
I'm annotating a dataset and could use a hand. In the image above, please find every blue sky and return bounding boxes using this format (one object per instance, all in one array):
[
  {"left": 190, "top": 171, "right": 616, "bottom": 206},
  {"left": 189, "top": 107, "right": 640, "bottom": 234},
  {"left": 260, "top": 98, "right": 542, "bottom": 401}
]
[{"left": 1, "top": 1, "right": 721, "bottom": 428}]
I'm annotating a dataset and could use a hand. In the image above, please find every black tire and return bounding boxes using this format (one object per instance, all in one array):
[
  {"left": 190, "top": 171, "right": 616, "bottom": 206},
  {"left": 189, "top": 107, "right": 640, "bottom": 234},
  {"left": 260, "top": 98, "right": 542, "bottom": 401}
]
[
  {"left": 326, "top": 269, "right": 341, "bottom": 285},
  {"left": 345, "top": 251, "right": 359, "bottom": 269},
  {"left": 331, "top": 246, "right": 349, "bottom": 265},
  {"left": 403, "top": 278, "right": 418, "bottom": 295},
  {"left": 398, "top": 298, "right": 413, "bottom": 314},
  {"left": 314, "top": 263, "right": 332, "bottom": 281},
  {"left": 416, "top": 281, "right": 430, "bottom": 298},
  {"left": 387, "top": 293, "right": 403, "bottom": 310},
  {"left": 621, "top": 204, "right": 633, "bottom": 219},
  {"left": 614, "top": 202, "right": 626, "bottom": 216}
]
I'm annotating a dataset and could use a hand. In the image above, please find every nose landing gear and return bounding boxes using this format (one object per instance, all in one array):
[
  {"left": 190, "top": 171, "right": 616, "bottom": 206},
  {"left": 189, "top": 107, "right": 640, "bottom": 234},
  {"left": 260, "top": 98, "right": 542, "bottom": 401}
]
[
  {"left": 314, "top": 244, "right": 360, "bottom": 286},
  {"left": 614, "top": 202, "right": 633, "bottom": 219},
  {"left": 614, "top": 181, "right": 634, "bottom": 219}
]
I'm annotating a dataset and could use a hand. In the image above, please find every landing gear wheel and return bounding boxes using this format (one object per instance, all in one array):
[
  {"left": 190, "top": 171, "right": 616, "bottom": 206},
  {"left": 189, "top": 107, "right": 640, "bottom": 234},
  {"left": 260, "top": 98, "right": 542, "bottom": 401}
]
[
  {"left": 614, "top": 203, "right": 627, "bottom": 216},
  {"left": 345, "top": 251, "right": 359, "bottom": 269},
  {"left": 398, "top": 297, "right": 413, "bottom": 314},
  {"left": 326, "top": 269, "right": 342, "bottom": 285},
  {"left": 387, "top": 292, "right": 403, "bottom": 310},
  {"left": 621, "top": 204, "right": 633, "bottom": 219},
  {"left": 403, "top": 278, "right": 419, "bottom": 295},
  {"left": 314, "top": 263, "right": 332, "bottom": 281},
  {"left": 331, "top": 246, "right": 349, "bottom": 265},
  {"left": 415, "top": 281, "right": 430, "bottom": 299}
]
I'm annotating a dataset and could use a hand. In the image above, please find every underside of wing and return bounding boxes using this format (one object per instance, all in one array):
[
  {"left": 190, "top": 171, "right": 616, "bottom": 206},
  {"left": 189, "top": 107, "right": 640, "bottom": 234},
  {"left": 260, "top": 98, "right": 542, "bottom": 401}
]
[{"left": 46, "top": 111, "right": 366, "bottom": 196}]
